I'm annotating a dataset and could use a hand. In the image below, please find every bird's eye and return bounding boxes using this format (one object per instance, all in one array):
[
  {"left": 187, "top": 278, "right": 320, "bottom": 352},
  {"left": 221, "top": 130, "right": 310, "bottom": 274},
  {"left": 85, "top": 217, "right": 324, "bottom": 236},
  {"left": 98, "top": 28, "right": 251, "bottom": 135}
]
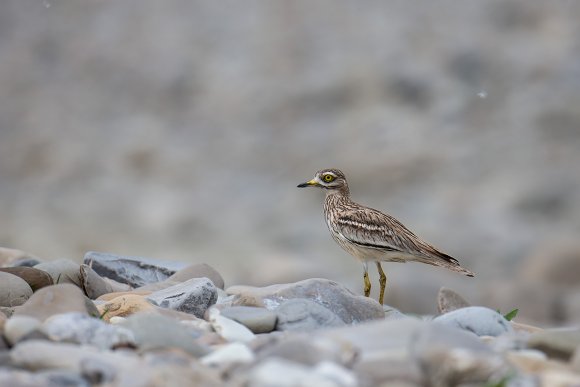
[{"left": 323, "top": 174, "right": 335, "bottom": 182}]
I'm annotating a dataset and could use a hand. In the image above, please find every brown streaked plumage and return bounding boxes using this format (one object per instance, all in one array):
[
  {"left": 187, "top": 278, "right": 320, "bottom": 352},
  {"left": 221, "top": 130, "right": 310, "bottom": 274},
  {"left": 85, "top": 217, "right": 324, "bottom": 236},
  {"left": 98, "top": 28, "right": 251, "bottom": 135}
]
[{"left": 298, "top": 168, "right": 474, "bottom": 305}]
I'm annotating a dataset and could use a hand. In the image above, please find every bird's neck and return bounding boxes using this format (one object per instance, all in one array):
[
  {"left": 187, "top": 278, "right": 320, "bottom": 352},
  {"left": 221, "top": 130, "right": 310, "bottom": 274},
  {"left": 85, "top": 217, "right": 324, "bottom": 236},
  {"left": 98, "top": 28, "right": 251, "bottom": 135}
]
[{"left": 325, "top": 186, "right": 350, "bottom": 199}]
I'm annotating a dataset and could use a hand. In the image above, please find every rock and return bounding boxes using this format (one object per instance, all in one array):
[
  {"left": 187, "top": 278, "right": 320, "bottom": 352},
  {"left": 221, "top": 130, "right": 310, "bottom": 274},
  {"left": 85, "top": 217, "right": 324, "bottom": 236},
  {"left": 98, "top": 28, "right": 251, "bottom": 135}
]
[
  {"left": 209, "top": 308, "right": 255, "bottom": 343},
  {"left": 433, "top": 306, "right": 514, "bottom": 336},
  {"left": 147, "top": 277, "right": 217, "bottom": 318},
  {"left": 0, "top": 307, "right": 15, "bottom": 318},
  {"left": 0, "top": 247, "right": 41, "bottom": 268},
  {"left": 79, "top": 264, "right": 115, "bottom": 299},
  {"left": 527, "top": 328, "right": 580, "bottom": 360},
  {"left": 506, "top": 349, "right": 551, "bottom": 374},
  {"left": 97, "top": 294, "right": 156, "bottom": 321},
  {"left": 34, "top": 259, "right": 82, "bottom": 287},
  {"left": 83, "top": 251, "right": 187, "bottom": 287},
  {"left": 0, "top": 267, "right": 53, "bottom": 292},
  {"left": 312, "top": 361, "right": 358, "bottom": 387},
  {"left": 220, "top": 306, "right": 277, "bottom": 334},
  {"left": 3, "top": 315, "right": 42, "bottom": 345},
  {"left": 201, "top": 342, "right": 255, "bottom": 366},
  {"left": 119, "top": 313, "right": 209, "bottom": 357},
  {"left": 247, "top": 358, "right": 353, "bottom": 387},
  {"left": 42, "top": 312, "right": 135, "bottom": 349},
  {"left": 383, "top": 305, "right": 408, "bottom": 320},
  {"left": 10, "top": 340, "right": 140, "bottom": 372},
  {"left": 274, "top": 298, "right": 346, "bottom": 331},
  {"left": 0, "top": 369, "right": 89, "bottom": 387},
  {"left": 0, "top": 310, "right": 6, "bottom": 332},
  {"left": 228, "top": 278, "right": 384, "bottom": 324},
  {"left": 437, "top": 287, "right": 470, "bottom": 314},
  {"left": 255, "top": 336, "right": 358, "bottom": 367},
  {"left": 138, "top": 263, "right": 225, "bottom": 292},
  {"left": 14, "top": 284, "right": 99, "bottom": 321},
  {"left": 0, "top": 272, "right": 33, "bottom": 307},
  {"left": 97, "top": 290, "right": 152, "bottom": 302},
  {"left": 411, "top": 323, "right": 509, "bottom": 386}
]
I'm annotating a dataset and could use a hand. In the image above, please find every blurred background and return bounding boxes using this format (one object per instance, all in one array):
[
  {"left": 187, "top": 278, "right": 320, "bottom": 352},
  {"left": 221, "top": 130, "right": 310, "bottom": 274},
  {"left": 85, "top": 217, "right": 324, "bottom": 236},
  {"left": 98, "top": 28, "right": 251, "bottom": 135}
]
[{"left": 1, "top": 0, "right": 580, "bottom": 326}]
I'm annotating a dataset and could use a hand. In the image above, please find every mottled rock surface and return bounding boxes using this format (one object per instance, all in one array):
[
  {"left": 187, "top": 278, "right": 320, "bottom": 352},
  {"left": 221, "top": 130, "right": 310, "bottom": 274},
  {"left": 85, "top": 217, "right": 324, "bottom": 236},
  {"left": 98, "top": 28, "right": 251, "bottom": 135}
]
[{"left": 147, "top": 277, "right": 217, "bottom": 318}]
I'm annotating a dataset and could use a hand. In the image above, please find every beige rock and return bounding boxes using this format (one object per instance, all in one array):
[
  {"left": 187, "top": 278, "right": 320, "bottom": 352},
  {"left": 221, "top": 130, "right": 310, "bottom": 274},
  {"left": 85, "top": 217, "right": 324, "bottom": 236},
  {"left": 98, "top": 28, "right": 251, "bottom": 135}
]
[
  {"left": 0, "top": 310, "right": 6, "bottom": 332},
  {"left": 13, "top": 284, "right": 98, "bottom": 321},
  {"left": 511, "top": 321, "right": 543, "bottom": 334},
  {"left": 97, "top": 294, "right": 201, "bottom": 322},
  {"left": 97, "top": 294, "right": 156, "bottom": 322},
  {"left": 540, "top": 370, "right": 580, "bottom": 387},
  {"left": 0, "top": 247, "right": 40, "bottom": 267},
  {"left": 0, "top": 267, "right": 53, "bottom": 292},
  {"left": 97, "top": 290, "right": 153, "bottom": 302}
]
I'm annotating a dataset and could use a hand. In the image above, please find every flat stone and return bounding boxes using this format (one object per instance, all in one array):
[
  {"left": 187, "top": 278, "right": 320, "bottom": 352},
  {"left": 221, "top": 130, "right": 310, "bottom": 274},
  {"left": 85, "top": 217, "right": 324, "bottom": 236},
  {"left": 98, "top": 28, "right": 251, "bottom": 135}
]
[
  {"left": 79, "top": 264, "right": 114, "bottom": 299},
  {"left": 14, "top": 284, "right": 99, "bottom": 321},
  {"left": 220, "top": 306, "right": 277, "bottom": 334},
  {"left": 528, "top": 328, "right": 580, "bottom": 360},
  {"left": 0, "top": 267, "right": 53, "bottom": 292},
  {"left": 247, "top": 358, "right": 353, "bottom": 387},
  {"left": 255, "top": 335, "right": 358, "bottom": 367},
  {"left": 139, "top": 263, "right": 225, "bottom": 292},
  {"left": 433, "top": 306, "right": 514, "bottom": 337},
  {"left": 4, "top": 316, "right": 42, "bottom": 345},
  {"left": 201, "top": 342, "right": 255, "bottom": 366},
  {"left": 10, "top": 340, "right": 140, "bottom": 372},
  {"left": 97, "top": 294, "right": 156, "bottom": 322},
  {"left": 147, "top": 277, "right": 217, "bottom": 318},
  {"left": 227, "top": 278, "right": 384, "bottom": 324},
  {"left": 119, "top": 313, "right": 209, "bottom": 357},
  {"left": 83, "top": 251, "right": 187, "bottom": 287},
  {"left": 0, "top": 272, "right": 33, "bottom": 307},
  {"left": 437, "top": 287, "right": 471, "bottom": 314},
  {"left": 34, "top": 259, "right": 83, "bottom": 287},
  {"left": 209, "top": 308, "right": 255, "bottom": 343},
  {"left": 42, "top": 312, "right": 135, "bottom": 350},
  {"left": 0, "top": 247, "right": 41, "bottom": 268},
  {"left": 275, "top": 298, "right": 345, "bottom": 331}
]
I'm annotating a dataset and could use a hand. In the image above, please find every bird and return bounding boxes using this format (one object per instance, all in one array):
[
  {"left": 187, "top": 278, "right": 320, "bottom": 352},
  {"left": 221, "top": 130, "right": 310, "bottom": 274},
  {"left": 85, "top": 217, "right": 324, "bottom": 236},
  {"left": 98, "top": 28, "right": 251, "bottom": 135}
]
[{"left": 297, "top": 168, "right": 474, "bottom": 305}]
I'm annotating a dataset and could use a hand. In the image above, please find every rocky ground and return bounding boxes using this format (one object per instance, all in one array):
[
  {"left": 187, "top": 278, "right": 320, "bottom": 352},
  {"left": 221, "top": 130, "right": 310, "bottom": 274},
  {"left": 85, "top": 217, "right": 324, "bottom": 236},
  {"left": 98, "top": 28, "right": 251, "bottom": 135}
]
[{"left": 1, "top": 247, "right": 580, "bottom": 386}]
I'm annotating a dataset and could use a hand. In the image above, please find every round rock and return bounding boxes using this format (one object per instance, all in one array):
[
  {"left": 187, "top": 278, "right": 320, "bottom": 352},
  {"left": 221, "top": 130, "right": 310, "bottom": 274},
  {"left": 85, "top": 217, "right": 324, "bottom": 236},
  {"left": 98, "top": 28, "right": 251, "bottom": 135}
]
[
  {"left": 4, "top": 315, "right": 42, "bottom": 345},
  {"left": 433, "top": 306, "right": 514, "bottom": 337},
  {"left": 220, "top": 306, "right": 277, "bottom": 334},
  {"left": 14, "top": 284, "right": 99, "bottom": 321},
  {"left": 275, "top": 298, "right": 345, "bottom": 332},
  {"left": 34, "top": 259, "right": 82, "bottom": 287},
  {"left": 0, "top": 272, "right": 33, "bottom": 307},
  {"left": 0, "top": 267, "right": 53, "bottom": 292}
]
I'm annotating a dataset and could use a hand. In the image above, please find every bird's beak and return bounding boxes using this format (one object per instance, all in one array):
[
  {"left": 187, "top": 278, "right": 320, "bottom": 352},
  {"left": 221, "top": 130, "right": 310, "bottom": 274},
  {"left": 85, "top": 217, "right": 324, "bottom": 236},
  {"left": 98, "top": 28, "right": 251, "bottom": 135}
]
[{"left": 297, "top": 178, "right": 318, "bottom": 188}]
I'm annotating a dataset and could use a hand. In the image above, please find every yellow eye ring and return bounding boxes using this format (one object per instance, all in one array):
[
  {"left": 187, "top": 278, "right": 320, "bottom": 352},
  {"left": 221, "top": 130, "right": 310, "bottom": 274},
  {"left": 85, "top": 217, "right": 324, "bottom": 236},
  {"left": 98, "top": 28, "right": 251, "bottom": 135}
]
[{"left": 323, "top": 174, "right": 335, "bottom": 182}]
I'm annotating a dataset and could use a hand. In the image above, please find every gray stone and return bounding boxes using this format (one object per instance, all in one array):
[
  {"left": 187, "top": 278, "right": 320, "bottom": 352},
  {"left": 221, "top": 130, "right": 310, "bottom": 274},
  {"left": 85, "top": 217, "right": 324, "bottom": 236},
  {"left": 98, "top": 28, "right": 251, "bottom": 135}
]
[
  {"left": 83, "top": 251, "right": 187, "bottom": 287},
  {"left": 79, "top": 264, "right": 114, "bottom": 299},
  {"left": 383, "top": 305, "right": 408, "bottom": 320},
  {"left": 4, "top": 315, "right": 42, "bottom": 345},
  {"left": 10, "top": 340, "right": 139, "bottom": 372},
  {"left": 433, "top": 306, "right": 514, "bottom": 337},
  {"left": 412, "top": 324, "right": 510, "bottom": 387},
  {"left": 34, "top": 259, "right": 83, "bottom": 287},
  {"left": 228, "top": 278, "right": 384, "bottom": 324},
  {"left": 221, "top": 306, "right": 277, "bottom": 334},
  {"left": 147, "top": 277, "right": 217, "bottom": 318},
  {"left": 0, "top": 369, "right": 89, "bottom": 387},
  {"left": 119, "top": 313, "right": 209, "bottom": 357},
  {"left": 275, "top": 298, "right": 346, "bottom": 332},
  {"left": 437, "top": 287, "right": 470, "bottom": 314},
  {"left": 247, "top": 358, "right": 355, "bottom": 387},
  {"left": 14, "top": 284, "right": 100, "bottom": 321},
  {"left": 135, "top": 263, "right": 225, "bottom": 293},
  {"left": 42, "top": 312, "right": 135, "bottom": 350},
  {"left": 255, "top": 336, "right": 358, "bottom": 367},
  {"left": 0, "top": 267, "right": 53, "bottom": 292},
  {"left": 0, "top": 272, "right": 33, "bottom": 307},
  {"left": 527, "top": 328, "right": 580, "bottom": 360}
]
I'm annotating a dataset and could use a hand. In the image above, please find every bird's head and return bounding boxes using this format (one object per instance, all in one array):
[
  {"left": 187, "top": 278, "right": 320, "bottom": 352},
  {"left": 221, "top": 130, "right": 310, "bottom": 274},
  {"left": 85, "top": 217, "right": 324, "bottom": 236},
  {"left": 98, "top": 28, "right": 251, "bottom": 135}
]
[{"left": 297, "top": 168, "right": 349, "bottom": 195}]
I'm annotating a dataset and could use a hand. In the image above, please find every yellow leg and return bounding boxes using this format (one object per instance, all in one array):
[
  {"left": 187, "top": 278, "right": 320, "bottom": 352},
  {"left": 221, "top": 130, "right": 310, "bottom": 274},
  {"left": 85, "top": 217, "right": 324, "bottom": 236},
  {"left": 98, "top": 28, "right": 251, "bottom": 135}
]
[
  {"left": 376, "top": 262, "right": 387, "bottom": 305},
  {"left": 363, "top": 264, "right": 371, "bottom": 297}
]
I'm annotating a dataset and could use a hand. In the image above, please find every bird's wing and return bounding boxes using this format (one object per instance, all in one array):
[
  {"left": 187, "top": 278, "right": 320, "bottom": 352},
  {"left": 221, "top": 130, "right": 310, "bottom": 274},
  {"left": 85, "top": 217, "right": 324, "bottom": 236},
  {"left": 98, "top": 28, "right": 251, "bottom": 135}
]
[{"left": 334, "top": 207, "right": 423, "bottom": 253}]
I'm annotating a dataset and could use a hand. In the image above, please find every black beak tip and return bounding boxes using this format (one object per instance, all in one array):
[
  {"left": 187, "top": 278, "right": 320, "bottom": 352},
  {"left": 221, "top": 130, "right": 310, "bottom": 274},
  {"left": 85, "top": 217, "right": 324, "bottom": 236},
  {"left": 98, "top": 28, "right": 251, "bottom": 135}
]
[{"left": 297, "top": 183, "right": 308, "bottom": 188}]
